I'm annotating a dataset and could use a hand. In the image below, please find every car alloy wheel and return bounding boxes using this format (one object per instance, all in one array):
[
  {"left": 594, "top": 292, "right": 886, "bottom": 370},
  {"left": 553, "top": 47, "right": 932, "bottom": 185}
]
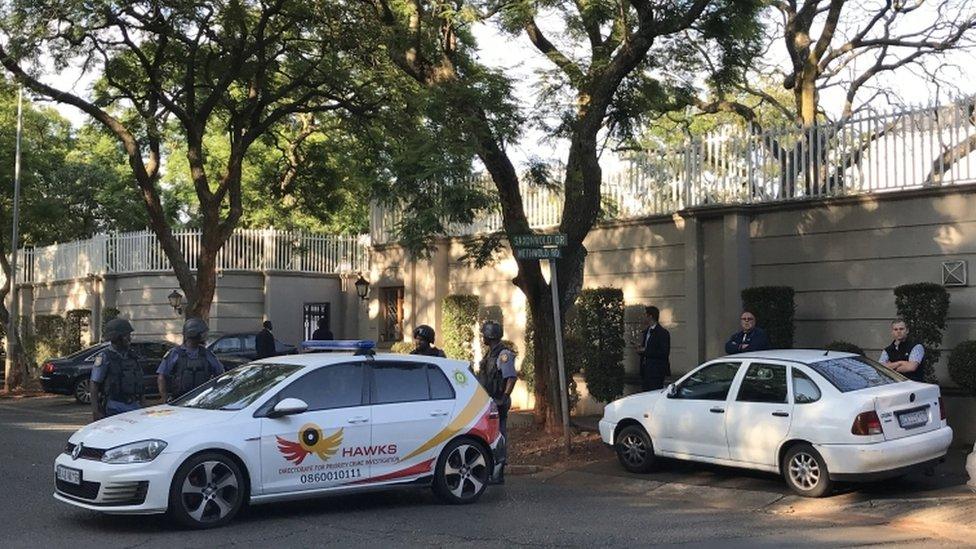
[
  {"left": 783, "top": 443, "right": 832, "bottom": 497},
  {"left": 169, "top": 453, "right": 245, "bottom": 528},
  {"left": 433, "top": 438, "right": 490, "bottom": 504},
  {"left": 74, "top": 379, "right": 91, "bottom": 405},
  {"left": 614, "top": 425, "right": 655, "bottom": 473}
]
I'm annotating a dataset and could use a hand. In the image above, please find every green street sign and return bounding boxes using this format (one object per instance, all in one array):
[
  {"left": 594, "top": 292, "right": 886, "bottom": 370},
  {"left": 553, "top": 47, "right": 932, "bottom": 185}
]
[
  {"left": 511, "top": 233, "right": 567, "bottom": 248},
  {"left": 515, "top": 247, "right": 562, "bottom": 260}
]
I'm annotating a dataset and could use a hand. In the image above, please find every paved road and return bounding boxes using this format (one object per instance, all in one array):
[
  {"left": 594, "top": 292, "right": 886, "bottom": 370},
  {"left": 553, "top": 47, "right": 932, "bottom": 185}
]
[{"left": 0, "top": 396, "right": 969, "bottom": 548}]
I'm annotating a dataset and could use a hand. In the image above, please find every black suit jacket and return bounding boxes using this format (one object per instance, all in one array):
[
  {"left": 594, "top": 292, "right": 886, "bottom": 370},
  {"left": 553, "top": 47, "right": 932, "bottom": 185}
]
[
  {"left": 256, "top": 329, "right": 276, "bottom": 359},
  {"left": 640, "top": 324, "right": 671, "bottom": 379}
]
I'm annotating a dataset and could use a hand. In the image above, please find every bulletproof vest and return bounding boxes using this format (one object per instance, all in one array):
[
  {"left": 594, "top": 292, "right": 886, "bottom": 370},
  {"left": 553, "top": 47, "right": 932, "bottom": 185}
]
[
  {"left": 411, "top": 345, "right": 446, "bottom": 358},
  {"left": 885, "top": 339, "right": 924, "bottom": 381},
  {"left": 104, "top": 348, "right": 143, "bottom": 403},
  {"left": 172, "top": 348, "right": 211, "bottom": 397},
  {"left": 478, "top": 344, "right": 508, "bottom": 398}
]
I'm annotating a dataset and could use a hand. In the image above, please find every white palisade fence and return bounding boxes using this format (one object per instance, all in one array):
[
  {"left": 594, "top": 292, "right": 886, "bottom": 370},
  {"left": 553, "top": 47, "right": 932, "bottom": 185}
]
[{"left": 15, "top": 229, "right": 370, "bottom": 284}]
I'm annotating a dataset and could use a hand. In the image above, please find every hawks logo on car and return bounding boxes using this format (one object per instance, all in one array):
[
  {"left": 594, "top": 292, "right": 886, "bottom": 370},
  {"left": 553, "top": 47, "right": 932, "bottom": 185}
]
[{"left": 276, "top": 423, "right": 344, "bottom": 465}]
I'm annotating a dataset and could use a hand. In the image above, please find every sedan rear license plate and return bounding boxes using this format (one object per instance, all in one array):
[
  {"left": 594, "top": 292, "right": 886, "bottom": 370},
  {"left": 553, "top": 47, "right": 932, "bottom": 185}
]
[
  {"left": 56, "top": 465, "right": 81, "bottom": 485},
  {"left": 896, "top": 407, "right": 929, "bottom": 429}
]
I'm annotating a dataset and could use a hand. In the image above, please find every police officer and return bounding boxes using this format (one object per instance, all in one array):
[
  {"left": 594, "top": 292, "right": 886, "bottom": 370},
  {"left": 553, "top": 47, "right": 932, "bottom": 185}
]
[
  {"left": 411, "top": 325, "right": 446, "bottom": 357},
  {"left": 156, "top": 318, "right": 224, "bottom": 402},
  {"left": 477, "top": 321, "right": 517, "bottom": 483},
  {"left": 90, "top": 318, "right": 144, "bottom": 421}
]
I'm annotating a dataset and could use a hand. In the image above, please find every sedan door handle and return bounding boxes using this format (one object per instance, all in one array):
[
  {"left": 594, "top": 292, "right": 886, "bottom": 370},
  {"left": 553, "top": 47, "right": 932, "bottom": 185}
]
[
  {"left": 771, "top": 411, "right": 790, "bottom": 417},
  {"left": 709, "top": 407, "right": 724, "bottom": 414},
  {"left": 430, "top": 411, "right": 449, "bottom": 417},
  {"left": 347, "top": 416, "right": 369, "bottom": 424}
]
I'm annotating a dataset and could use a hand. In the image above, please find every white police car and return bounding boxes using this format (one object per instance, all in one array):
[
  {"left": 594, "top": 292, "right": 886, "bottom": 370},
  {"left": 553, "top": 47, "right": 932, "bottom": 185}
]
[
  {"left": 600, "top": 350, "right": 952, "bottom": 497},
  {"left": 54, "top": 341, "right": 504, "bottom": 528}
]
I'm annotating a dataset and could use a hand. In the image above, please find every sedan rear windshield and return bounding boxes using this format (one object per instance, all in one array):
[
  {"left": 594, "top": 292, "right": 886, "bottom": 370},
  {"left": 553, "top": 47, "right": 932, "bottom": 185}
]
[
  {"left": 807, "top": 356, "right": 904, "bottom": 392},
  {"left": 175, "top": 363, "right": 301, "bottom": 410}
]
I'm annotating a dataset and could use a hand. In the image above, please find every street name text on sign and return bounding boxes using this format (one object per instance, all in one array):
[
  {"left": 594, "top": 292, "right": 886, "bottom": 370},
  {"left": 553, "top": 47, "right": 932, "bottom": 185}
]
[
  {"left": 514, "top": 247, "right": 562, "bottom": 260},
  {"left": 510, "top": 234, "right": 568, "bottom": 248}
]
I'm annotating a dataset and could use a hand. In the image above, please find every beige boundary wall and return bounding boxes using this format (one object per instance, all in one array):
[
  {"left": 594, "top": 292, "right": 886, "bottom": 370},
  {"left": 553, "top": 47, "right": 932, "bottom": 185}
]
[
  {"left": 369, "top": 185, "right": 976, "bottom": 443},
  {"left": 17, "top": 271, "right": 360, "bottom": 346}
]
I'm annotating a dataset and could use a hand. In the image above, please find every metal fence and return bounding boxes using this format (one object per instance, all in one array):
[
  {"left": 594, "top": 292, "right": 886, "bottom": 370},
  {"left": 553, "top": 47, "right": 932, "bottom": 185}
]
[
  {"left": 14, "top": 229, "right": 370, "bottom": 284},
  {"left": 371, "top": 99, "right": 976, "bottom": 244}
]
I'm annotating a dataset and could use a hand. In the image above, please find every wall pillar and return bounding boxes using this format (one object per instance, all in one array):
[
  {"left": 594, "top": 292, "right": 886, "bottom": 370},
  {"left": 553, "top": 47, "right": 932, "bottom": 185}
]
[
  {"left": 433, "top": 239, "right": 450, "bottom": 346},
  {"left": 682, "top": 215, "right": 705, "bottom": 364},
  {"left": 722, "top": 211, "right": 752, "bottom": 327}
]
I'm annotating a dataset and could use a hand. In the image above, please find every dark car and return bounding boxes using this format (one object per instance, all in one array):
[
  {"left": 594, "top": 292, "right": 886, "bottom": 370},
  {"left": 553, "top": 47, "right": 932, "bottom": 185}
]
[
  {"left": 39, "top": 341, "right": 175, "bottom": 404},
  {"left": 206, "top": 332, "right": 296, "bottom": 369}
]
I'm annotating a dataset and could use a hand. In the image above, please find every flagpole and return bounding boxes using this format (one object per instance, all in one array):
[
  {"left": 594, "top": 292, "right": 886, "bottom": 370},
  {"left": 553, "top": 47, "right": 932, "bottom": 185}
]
[{"left": 4, "top": 86, "right": 23, "bottom": 389}]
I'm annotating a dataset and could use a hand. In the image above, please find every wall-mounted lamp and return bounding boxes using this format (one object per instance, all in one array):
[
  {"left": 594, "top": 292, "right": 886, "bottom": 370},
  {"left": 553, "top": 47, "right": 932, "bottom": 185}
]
[
  {"left": 354, "top": 274, "right": 370, "bottom": 301},
  {"left": 167, "top": 289, "right": 185, "bottom": 315}
]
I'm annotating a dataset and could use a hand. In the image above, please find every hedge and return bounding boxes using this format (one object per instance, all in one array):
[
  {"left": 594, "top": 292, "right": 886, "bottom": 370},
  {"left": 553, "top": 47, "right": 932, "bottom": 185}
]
[
  {"left": 520, "top": 309, "right": 581, "bottom": 408},
  {"left": 570, "top": 288, "right": 625, "bottom": 404},
  {"left": 825, "top": 341, "right": 864, "bottom": 355},
  {"left": 101, "top": 307, "right": 121, "bottom": 339},
  {"left": 390, "top": 341, "right": 414, "bottom": 354},
  {"left": 948, "top": 341, "right": 976, "bottom": 394},
  {"left": 894, "top": 283, "right": 950, "bottom": 383},
  {"left": 741, "top": 286, "right": 795, "bottom": 349},
  {"left": 443, "top": 295, "right": 479, "bottom": 361}
]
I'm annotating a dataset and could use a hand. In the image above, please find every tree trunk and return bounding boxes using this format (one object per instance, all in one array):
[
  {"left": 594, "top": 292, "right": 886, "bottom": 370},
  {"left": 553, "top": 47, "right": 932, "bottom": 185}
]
[{"left": 1, "top": 246, "right": 29, "bottom": 391}]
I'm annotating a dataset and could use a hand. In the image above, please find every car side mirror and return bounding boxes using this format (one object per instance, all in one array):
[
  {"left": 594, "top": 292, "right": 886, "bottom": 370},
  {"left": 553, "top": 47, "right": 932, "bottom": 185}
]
[
  {"left": 665, "top": 383, "right": 677, "bottom": 398},
  {"left": 268, "top": 398, "right": 308, "bottom": 418}
]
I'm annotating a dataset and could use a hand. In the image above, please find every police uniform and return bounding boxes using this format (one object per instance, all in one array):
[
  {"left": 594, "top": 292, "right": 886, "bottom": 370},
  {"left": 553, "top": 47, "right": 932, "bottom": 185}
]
[
  {"left": 156, "top": 345, "right": 224, "bottom": 400},
  {"left": 411, "top": 345, "right": 447, "bottom": 358},
  {"left": 477, "top": 342, "right": 517, "bottom": 439},
  {"left": 90, "top": 344, "right": 144, "bottom": 416}
]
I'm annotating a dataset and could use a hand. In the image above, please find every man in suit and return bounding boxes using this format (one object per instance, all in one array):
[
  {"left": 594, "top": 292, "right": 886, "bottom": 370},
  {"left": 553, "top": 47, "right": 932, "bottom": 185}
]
[
  {"left": 256, "top": 320, "right": 276, "bottom": 359},
  {"left": 638, "top": 306, "right": 671, "bottom": 391},
  {"left": 725, "top": 309, "right": 771, "bottom": 354}
]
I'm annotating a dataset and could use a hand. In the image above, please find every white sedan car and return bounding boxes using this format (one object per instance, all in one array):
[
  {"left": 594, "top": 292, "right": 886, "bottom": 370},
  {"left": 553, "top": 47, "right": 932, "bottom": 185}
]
[
  {"left": 600, "top": 350, "right": 952, "bottom": 496},
  {"left": 54, "top": 342, "right": 505, "bottom": 528}
]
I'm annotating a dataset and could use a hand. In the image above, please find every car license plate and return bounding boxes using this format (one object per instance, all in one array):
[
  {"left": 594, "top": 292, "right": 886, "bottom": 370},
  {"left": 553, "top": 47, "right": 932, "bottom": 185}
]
[
  {"left": 896, "top": 407, "right": 929, "bottom": 429},
  {"left": 56, "top": 465, "right": 81, "bottom": 485}
]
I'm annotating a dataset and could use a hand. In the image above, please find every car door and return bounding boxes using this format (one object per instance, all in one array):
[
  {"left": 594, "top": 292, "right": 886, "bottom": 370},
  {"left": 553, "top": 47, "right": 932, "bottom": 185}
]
[
  {"left": 367, "top": 362, "right": 455, "bottom": 482},
  {"left": 724, "top": 362, "right": 793, "bottom": 467},
  {"left": 136, "top": 342, "right": 173, "bottom": 396},
  {"left": 656, "top": 361, "right": 742, "bottom": 459},
  {"left": 241, "top": 334, "right": 258, "bottom": 360},
  {"left": 258, "top": 361, "right": 372, "bottom": 494}
]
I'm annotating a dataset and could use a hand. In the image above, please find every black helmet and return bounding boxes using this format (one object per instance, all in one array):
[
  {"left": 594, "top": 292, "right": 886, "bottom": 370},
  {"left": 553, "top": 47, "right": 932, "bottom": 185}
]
[
  {"left": 103, "top": 318, "right": 134, "bottom": 341},
  {"left": 413, "top": 324, "right": 435, "bottom": 343},
  {"left": 182, "top": 317, "right": 209, "bottom": 339},
  {"left": 481, "top": 320, "right": 503, "bottom": 340}
]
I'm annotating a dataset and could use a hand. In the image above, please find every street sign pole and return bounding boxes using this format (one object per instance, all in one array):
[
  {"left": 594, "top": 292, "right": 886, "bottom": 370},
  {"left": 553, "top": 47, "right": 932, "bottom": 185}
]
[{"left": 549, "top": 258, "right": 571, "bottom": 453}]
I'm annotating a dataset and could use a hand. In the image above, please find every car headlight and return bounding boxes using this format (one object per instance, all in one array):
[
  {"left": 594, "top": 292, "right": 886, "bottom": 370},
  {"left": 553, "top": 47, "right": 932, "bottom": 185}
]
[{"left": 101, "top": 440, "right": 168, "bottom": 464}]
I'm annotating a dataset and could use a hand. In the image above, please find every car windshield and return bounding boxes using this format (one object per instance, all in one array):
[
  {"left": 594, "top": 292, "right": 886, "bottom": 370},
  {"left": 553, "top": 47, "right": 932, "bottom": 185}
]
[
  {"left": 174, "top": 363, "right": 301, "bottom": 410},
  {"left": 68, "top": 344, "right": 104, "bottom": 360},
  {"left": 807, "top": 356, "right": 904, "bottom": 392}
]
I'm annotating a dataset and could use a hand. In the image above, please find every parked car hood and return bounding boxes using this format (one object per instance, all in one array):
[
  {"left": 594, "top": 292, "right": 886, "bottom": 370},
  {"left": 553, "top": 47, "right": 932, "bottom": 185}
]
[{"left": 67, "top": 405, "right": 237, "bottom": 449}]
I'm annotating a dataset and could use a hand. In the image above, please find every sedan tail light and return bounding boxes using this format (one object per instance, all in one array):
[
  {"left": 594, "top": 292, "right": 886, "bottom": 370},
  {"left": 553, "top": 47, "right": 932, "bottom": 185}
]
[
  {"left": 488, "top": 400, "right": 499, "bottom": 419},
  {"left": 851, "top": 411, "right": 883, "bottom": 436},
  {"left": 939, "top": 397, "right": 946, "bottom": 421},
  {"left": 42, "top": 362, "right": 56, "bottom": 375}
]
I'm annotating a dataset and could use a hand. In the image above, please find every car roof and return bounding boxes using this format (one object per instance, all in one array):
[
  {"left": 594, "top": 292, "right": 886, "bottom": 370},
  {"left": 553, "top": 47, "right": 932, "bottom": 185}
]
[
  {"left": 252, "top": 352, "right": 468, "bottom": 369},
  {"left": 717, "top": 349, "right": 858, "bottom": 364}
]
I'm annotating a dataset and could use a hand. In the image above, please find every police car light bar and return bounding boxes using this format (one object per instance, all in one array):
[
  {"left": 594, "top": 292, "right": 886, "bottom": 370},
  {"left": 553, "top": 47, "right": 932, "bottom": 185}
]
[{"left": 299, "top": 339, "right": 376, "bottom": 352}]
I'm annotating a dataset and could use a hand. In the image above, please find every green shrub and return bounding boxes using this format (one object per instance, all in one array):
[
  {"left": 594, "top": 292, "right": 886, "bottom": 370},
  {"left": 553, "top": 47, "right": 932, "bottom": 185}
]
[
  {"left": 521, "top": 309, "right": 581, "bottom": 408},
  {"left": 570, "top": 288, "right": 625, "bottom": 403},
  {"left": 894, "top": 283, "right": 950, "bottom": 383},
  {"left": 948, "top": 341, "right": 976, "bottom": 394},
  {"left": 65, "top": 309, "right": 91, "bottom": 352},
  {"left": 101, "top": 307, "right": 120, "bottom": 339},
  {"left": 443, "top": 295, "right": 479, "bottom": 361},
  {"left": 34, "top": 315, "right": 69, "bottom": 363},
  {"left": 825, "top": 341, "right": 864, "bottom": 355},
  {"left": 741, "top": 286, "right": 795, "bottom": 349},
  {"left": 390, "top": 341, "right": 414, "bottom": 354}
]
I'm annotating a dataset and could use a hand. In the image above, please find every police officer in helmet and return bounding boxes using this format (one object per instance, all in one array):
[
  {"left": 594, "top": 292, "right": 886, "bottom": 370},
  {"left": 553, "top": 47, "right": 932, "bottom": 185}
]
[
  {"left": 156, "top": 318, "right": 224, "bottom": 402},
  {"left": 411, "top": 325, "right": 446, "bottom": 357},
  {"left": 477, "top": 320, "right": 517, "bottom": 483},
  {"left": 90, "top": 318, "right": 144, "bottom": 421}
]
